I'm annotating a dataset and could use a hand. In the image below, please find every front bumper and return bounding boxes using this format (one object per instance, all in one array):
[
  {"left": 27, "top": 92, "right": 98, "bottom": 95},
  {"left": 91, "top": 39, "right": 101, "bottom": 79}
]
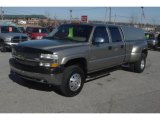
[{"left": 9, "top": 58, "right": 64, "bottom": 85}]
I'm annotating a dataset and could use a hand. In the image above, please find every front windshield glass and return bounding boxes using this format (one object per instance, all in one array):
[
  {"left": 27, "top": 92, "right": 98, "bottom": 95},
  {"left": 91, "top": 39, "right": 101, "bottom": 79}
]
[
  {"left": 1, "top": 26, "right": 21, "bottom": 33},
  {"left": 47, "top": 24, "right": 93, "bottom": 42}
]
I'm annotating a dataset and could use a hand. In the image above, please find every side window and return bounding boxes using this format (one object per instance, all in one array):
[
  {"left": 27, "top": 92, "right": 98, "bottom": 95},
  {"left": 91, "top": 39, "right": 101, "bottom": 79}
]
[
  {"left": 93, "top": 26, "right": 109, "bottom": 43},
  {"left": 108, "top": 27, "right": 122, "bottom": 42}
]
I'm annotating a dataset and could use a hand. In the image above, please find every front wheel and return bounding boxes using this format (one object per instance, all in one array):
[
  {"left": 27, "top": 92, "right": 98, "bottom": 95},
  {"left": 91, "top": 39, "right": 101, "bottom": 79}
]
[
  {"left": 60, "top": 65, "right": 85, "bottom": 97},
  {"left": 134, "top": 53, "right": 146, "bottom": 73},
  {"left": 0, "top": 43, "right": 7, "bottom": 52}
]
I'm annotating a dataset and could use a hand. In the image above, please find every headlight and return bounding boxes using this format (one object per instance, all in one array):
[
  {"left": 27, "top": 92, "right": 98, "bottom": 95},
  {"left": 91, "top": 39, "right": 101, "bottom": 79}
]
[
  {"left": 40, "top": 54, "right": 58, "bottom": 59},
  {"left": 5, "top": 37, "right": 12, "bottom": 42},
  {"left": 39, "top": 54, "right": 59, "bottom": 67}
]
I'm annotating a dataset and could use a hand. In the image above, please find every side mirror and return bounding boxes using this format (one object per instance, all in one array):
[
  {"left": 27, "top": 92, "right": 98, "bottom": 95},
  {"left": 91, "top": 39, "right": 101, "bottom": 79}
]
[{"left": 93, "top": 37, "right": 105, "bottom": 44}]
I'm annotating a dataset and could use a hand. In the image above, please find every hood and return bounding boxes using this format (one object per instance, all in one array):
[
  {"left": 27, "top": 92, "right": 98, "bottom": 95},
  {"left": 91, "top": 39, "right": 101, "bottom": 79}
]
[
  {"left": 0, "top": 33, "right": 28, "bottom": 38},
  {"left": 18, "top": 39, "right": 85, "bottom": 51}
]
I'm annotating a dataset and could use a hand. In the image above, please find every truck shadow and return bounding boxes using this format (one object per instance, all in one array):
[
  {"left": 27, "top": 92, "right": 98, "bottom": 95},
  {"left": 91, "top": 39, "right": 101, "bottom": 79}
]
[{"left": 8, "top": 73, "right": 62, "bottom": 95}]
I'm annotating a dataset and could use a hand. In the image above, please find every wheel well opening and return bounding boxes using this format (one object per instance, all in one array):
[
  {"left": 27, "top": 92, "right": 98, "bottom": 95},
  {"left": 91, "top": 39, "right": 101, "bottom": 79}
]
[
  {"left": 142, "top": 49, "right": 148, "bottom": 57},
  {"left": 64, "top": 58, "right": 87, "bottom": 75}
]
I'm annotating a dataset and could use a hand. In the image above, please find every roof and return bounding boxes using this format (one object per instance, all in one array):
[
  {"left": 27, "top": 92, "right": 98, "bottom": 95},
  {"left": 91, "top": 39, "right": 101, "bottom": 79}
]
[
  {"left": 63, "top": 23, "right": 123, "bottom": 27},
  {"left": 3, "top": 15, "right": 47, "bottom": 19}
]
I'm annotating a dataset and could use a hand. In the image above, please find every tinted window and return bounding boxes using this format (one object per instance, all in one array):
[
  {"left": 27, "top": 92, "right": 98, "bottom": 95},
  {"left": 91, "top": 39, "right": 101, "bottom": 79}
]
[
  {"left": 32, "top": 28, "right": 49, "bottom": 33},
  {"left": 49, "top": 24, "right": 93, "bottom": 42},
  {"left": 26, "top": 27, "right": 33, "bottom": 33},
  {"left": 93, "top": 26, "right": 109, "bottom": 43},
  {"left": 108, "top": 27, "right": 122, "bottom": 42},
  {"left": 1, "top": 26, "right": 21, "bottom": 33}
]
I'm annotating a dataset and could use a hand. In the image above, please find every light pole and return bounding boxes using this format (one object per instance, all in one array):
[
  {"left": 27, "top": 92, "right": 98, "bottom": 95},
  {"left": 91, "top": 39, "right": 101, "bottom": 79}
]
[
  {"left": 104, "top": 7, "right": 107, "bottom": 24},
  {"left": 141, "top": 7, "right": 145, "bottom": 28},
  {"left": 70, "top": 9, "right": 72, "bottom": 23},
  {"left": 109, "top": 7, "right": 111, "bottom": 23}
]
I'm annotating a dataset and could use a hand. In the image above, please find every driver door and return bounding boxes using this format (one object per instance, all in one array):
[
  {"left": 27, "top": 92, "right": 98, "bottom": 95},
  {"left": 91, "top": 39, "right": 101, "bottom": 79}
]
[{"left": 88, "top": 26, "right": 113, "bottom": 72}]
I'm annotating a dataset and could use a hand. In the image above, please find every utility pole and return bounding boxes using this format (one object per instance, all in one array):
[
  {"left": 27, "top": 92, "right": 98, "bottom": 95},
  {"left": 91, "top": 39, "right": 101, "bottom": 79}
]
[
  {"left": 114, "top": 14, "right": 116, "bottom": 24},
  {"left": 141, "top": 7, "right": 145, "bottom": 28},
  {"left": 104, "top": 7, "right": 107, "bottom": 24},
  {"left": 70, "top": 9, "right": 72, "bottom": 23},
  {"left": 109, "top": 7, "right": 111, "bottom": 23},
  {"left": 1, "top": 7, "right": 4, "bottom": 20}
]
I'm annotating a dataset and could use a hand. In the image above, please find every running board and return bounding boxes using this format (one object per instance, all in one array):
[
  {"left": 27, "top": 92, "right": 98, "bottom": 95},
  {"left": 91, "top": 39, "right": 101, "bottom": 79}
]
[
  {"left": 86, "top": 66, "right": 121, "bottom": 82},
  {"left": 86, "top": 72, "right": 110, "bottom": 82}
]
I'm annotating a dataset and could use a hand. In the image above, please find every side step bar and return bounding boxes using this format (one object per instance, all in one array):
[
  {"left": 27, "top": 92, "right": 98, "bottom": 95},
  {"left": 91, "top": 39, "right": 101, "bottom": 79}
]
[{"left": 86, "top": 66, "right": 121, "bottom": 82}]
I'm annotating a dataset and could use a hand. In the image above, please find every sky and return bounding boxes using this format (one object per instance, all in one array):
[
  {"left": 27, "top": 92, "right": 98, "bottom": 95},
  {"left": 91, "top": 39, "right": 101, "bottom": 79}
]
[{"left": 2, "top": 7, "right": 160, "bottom": 25}]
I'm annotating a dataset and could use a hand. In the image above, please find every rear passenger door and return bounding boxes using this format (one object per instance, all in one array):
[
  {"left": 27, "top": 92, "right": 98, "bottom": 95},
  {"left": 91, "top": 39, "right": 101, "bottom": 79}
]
[{"left": 107, "top": 26, "right": 125, "bottom": 65}]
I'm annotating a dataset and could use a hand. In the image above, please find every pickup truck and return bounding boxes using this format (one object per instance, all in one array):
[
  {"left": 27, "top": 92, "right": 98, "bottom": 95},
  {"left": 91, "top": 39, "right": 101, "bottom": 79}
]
[
  {"left": 9, "top": 24, "right": 148, "bottom": 97},
  {"left": 0, "top": 25, "right": 29, "bottom": 52}
]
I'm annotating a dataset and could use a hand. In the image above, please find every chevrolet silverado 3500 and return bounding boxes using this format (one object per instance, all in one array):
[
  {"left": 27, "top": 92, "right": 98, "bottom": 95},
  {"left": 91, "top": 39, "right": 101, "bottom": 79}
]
[{"left": 10, "top": 24, "right": 148, "bottom": 97}]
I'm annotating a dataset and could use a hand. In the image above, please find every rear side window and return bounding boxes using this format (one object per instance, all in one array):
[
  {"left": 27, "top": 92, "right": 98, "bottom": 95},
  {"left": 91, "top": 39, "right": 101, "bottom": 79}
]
[
  {"left": 108, "top": 27, "right": 122, "bottom": 42},
  {"left": 32, "top": 28, "right": 48, "bottom": 33},
  {"left": 93, "top": 26, "right": 109, "bottom": 43},
  {"left": 0, "top": 26, "right": 21, "bottom": 33}
]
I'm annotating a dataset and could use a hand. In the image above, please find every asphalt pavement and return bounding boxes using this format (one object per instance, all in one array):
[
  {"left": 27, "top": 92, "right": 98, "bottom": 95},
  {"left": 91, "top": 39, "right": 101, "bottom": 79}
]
[{"left": 0, "top": 50, "right": 160, "bottom": 113}]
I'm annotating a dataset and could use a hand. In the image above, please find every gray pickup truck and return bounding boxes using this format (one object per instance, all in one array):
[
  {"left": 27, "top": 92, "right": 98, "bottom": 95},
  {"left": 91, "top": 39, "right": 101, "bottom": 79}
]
[
  {"left": 0, "top": 25, "right": 29, "bottom": 52},
  {"left": 9, "top": 24, "right": 148, "bottom": 97}
]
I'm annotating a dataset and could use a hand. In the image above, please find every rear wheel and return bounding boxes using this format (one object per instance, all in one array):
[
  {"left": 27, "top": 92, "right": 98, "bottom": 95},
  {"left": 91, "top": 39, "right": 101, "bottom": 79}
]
[
  {"left": 134, "top": 53, "right": 146, "bottom": 73},
  {"left": 60, "top": 65, "right": 85, "bottom": 97}
]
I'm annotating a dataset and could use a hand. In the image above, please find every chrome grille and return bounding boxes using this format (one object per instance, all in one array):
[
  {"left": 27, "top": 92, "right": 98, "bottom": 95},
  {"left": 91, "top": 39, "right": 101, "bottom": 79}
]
[
  {"left": 11, "top": 36, "right": 20, "bottom": 43},
  {"left": 11, "top": 36, "right": 28, "bottom": 43}
]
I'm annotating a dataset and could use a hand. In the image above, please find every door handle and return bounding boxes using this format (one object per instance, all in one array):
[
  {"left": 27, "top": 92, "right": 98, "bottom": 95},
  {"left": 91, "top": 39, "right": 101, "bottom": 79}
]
[{"left": 108, "top": 46, "right": 112, "bottom": 50}]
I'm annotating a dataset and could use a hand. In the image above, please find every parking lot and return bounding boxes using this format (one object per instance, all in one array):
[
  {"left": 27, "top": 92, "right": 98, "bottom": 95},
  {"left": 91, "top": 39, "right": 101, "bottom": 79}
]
[{"left": 0, "top": 50, "right": 160, "bottom": 113}]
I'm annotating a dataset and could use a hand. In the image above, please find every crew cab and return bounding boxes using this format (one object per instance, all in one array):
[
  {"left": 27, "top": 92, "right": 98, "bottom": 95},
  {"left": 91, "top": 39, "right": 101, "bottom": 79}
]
[
  {"left": 0, "top": 25, "right": 29, "bottom": 52},
  {"left": 9, "top": 24, "right": 148, "bottom": 97}
]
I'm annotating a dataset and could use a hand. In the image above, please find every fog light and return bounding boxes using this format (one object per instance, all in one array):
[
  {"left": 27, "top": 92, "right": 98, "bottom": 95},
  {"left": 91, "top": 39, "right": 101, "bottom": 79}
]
[{"left": 39, "top": 62, "right": 59, "bottom": 68}]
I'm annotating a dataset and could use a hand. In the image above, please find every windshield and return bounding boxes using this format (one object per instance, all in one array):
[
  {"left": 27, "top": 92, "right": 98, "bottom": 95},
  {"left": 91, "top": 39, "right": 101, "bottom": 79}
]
[
  {"left": 47, "top": 24, "right": 93, "bottom": 42},
  {"left": 32, "top": 28, "right": 49, "bottom": 33},
  {"left": 0, "top": 26, "right": 21, "bottom": 33},
  {"left": 145, "top": 33, "right": 155, "bottom": 40}
]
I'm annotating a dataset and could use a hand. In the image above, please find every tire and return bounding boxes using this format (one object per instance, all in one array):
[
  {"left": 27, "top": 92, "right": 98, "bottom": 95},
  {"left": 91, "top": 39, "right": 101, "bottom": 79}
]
[
  {"left": 0, "top": 43, "right": 7, "bottom": 52},
  {"left": 134, "top": 53, "right": 146, "bottom": 73},
  {"left": 60, "top": 65, "right": 85, "bottom": 97}
]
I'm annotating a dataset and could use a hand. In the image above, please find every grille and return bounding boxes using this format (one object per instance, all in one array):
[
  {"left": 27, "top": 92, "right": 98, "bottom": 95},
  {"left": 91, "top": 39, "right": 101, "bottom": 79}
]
[
  {"left": 10, "top": 58, "right": 53, "bottom": 74},
  {"left": 11, "top": 36, "right": 28, "bottom": 43},
  {"left": 21, "top": 36, "right": 28, "bottom": 42},
  {"left": 11, "top": 36, "right": 20, "bottom": 43}
]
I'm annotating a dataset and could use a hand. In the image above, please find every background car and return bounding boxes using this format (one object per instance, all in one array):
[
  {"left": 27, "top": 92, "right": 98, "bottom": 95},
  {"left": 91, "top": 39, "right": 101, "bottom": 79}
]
[
  {"left": 156, "top": 34, "right": 160, "bottom": 48},
  {"left": 26, "top": 27, "right": 49, "bottom": 40},
  {"left": 145, "top": 32, "right": 158, "bottom": 50},
  {"left": 0, "top": 25, "right": 29, "bottom": 52},
  {"left": 46, "top": 26, "right": 55, "bottom": 33},
  {"left": 18, "top": 27, "right": 26, "bottom": 33}
]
